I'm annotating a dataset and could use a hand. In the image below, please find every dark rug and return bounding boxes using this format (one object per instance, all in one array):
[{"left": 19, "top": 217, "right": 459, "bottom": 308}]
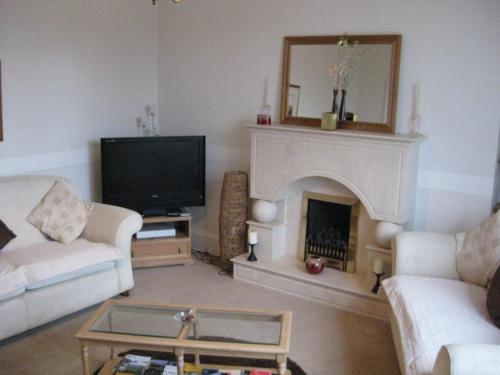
[{"left": 95, "top": 349, "right": 307, "bottom": 375}]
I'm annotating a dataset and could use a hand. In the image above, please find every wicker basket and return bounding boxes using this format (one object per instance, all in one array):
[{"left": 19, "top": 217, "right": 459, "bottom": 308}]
[{"left": 219, "top": 171, "right": 248, "bottom": 272}]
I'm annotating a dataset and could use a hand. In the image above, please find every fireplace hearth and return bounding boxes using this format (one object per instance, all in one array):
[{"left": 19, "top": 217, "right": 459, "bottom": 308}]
[{"left": 300, "top": 192, "right": 359, "bottom": 272}]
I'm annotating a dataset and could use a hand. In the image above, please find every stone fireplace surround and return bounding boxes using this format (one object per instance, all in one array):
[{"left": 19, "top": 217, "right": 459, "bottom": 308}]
[{"left": 232, "top": 124, "right": 424, "bottom": 320}]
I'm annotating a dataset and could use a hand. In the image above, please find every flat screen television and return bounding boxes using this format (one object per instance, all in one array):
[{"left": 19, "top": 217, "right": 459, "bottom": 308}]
[{"left": 101, "top": 136, "right": 205, "bottom": 216}]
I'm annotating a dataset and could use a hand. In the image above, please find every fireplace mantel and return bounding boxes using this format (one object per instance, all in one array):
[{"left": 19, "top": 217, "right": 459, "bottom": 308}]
[{"left": 246, "top": 124, "right": 425, "bottom": 224}]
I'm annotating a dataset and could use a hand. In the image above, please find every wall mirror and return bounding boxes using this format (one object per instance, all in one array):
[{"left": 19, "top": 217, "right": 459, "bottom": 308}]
[{"left": 280, "top": 35, "right": 401, "bottom": 133}]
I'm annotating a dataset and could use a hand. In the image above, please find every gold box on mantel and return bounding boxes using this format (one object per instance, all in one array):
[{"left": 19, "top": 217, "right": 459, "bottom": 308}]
[{"left": 321, "top": 112, "right": 337, "bottom": 131}]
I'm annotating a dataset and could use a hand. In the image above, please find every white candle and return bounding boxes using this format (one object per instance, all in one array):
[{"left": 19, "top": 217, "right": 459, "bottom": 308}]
[
  {"left": 265, "top": 77, "right": 272, "bottom": 106},
  {"left": 248, "top": 231, "right": 258, "bottom": 245},
  {"left": 373, "top": 257, "right": 384, "bottom": 274},
  {"left": 413, "top": 83, "right": 421, "bottom": 117}
]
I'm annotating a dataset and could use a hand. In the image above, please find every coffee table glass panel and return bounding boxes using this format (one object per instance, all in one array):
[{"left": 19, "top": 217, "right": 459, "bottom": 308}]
[
  {"left": 90, "top": 304, "right": 184, "bottom": 339},
  {"left": 186, "top": 309, "right": 282, "bottom": 345}
]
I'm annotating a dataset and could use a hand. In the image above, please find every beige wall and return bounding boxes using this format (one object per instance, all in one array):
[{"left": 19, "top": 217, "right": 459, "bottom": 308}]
[
  {"left": 0, "top": 0, "right": 158, "bottom": 200},
  {"left": 1, "top": 1, "right": 499, "bottom": 255},
  {"left": 157, "top": 0, "right": 500, "bottom": 253}
]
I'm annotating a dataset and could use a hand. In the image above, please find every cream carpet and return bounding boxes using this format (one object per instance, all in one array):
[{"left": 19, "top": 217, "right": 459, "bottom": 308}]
[{"left": 0, "top": 260, "right": 400, "bottom": 375}]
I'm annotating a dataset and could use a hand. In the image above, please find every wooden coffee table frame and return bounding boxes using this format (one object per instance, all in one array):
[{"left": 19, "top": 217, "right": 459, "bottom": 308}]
[{"left": 75, "top": 300, "right": 292, "bottom": 375}]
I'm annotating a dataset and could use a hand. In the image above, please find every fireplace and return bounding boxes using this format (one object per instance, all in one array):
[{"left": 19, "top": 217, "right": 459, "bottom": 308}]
[
  {"left": 232, "top": 124, "right": 424, "bottom": 319},
  {"left": 299, "top": 192, "right": 359, "bottom": 272}
]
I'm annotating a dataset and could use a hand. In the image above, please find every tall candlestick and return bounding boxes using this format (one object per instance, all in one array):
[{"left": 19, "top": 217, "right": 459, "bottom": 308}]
[
  {"left": 372, "top": 257, "right": 385, "bottom": 294},
  {"left": 247, "top": 231, "right": 258, "bottom": 262}
]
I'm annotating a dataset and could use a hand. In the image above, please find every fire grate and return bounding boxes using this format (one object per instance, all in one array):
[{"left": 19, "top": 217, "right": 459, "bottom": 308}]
[
  {"left": 299, "top": 192, "right": 359, "bottom": 273},
  {"left": 305, "top": 227, "right": 349, "bottom": 271}
]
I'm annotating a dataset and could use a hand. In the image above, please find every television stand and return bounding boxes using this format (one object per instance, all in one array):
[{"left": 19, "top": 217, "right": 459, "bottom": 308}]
[{"left": 131, "top": 216, "right": 194, "bottom": 268}]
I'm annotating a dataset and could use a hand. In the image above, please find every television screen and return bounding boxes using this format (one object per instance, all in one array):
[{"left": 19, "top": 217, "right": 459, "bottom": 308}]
[{"left": 101, "top": 136, "right": 205, "bottom": 216}]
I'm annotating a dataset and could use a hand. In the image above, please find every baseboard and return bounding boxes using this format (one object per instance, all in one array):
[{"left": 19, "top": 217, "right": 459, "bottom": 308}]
[{"left": 191, "top": 229, "right": 220, "bottom": 256}]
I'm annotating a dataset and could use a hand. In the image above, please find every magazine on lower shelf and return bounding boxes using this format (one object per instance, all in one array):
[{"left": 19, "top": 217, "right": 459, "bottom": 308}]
[
  {"left": 112, "top": 355, "right": 273, "bottom": 375},
  {"left": 185, "top": 366, "right": 272, "bottom": 375}
]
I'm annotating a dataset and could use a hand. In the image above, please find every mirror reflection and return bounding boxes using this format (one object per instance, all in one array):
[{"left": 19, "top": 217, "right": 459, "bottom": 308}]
[{"left": 288, "top": 44, "right": 392, "bottom": 123}]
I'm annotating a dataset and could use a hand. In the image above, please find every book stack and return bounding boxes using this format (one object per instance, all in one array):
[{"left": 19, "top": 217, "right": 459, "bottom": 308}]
[
  {"left": 184, "top": 365, "right": 272, "bottom": 375},
  {"left": 113, "top": 354, "right": 151, "bottom": 374},
  {"left": 112, "top": 355, "right": 177, "bottom": 375},
  {"left": 112, "top": 356, "right": 274, "bottom": 375},
  {"left": 199, "top": 370, "right": 272, "bottom": 375}
]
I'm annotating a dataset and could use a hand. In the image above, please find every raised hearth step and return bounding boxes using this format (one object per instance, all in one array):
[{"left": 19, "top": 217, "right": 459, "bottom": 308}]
[{"left": 232, "top": 255, "right": 389, "bottom": 321}]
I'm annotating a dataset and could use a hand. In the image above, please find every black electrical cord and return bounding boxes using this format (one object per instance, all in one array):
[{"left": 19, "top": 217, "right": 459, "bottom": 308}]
[{"left": 191, "top": 249, "right": 231, "bottom": 276}]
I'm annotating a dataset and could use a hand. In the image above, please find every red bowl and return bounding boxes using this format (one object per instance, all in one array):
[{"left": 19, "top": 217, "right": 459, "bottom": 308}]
[{"left": 305, "top": 256, "right": 326, "bottom": 274}]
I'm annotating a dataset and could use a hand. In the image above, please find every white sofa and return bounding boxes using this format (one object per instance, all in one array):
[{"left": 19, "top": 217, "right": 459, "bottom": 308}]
[
  {"left": 0, "top": 175, "right": 142, "bottom": 341},
  {"left": 384, "top": 231, "right": 500, "bottom": 375}
]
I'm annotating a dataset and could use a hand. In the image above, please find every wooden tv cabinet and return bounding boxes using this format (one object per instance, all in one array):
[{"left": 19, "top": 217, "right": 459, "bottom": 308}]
[{"left": 131, "top": 216, "right": 194, "bottom": 268}]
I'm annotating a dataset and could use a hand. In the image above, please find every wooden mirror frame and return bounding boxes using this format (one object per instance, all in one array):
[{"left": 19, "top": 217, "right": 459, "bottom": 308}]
[{"left": 280, "top": 34, "right": 401, "bottom": 133}]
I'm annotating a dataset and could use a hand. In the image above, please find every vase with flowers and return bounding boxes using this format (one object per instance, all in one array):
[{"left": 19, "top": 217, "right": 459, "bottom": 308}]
[
  {"left": 327, "top": 35, "right": 363, "bottom": 124},
  {"left": 322, "top": 66, "right": 340, "bottom": 131}
]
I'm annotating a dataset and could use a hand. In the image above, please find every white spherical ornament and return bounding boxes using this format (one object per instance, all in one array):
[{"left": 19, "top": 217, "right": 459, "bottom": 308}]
[
  {"left": 374, "top": 221, "right": 403, "bottom": 249},
  {"left": 252, "top": 200, "right": 278, "bottom": 223}
]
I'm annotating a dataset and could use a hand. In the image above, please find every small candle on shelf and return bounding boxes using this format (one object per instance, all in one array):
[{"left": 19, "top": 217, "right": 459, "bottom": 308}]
[
  {"left": 373, "top": 257, "right": 384, "bottom": 274},
  {"left": 248, "top": 231, "right": 258, "bottom": 245},
  {"left": 257, "top": 77, "right": 272, "bottom": 125}
]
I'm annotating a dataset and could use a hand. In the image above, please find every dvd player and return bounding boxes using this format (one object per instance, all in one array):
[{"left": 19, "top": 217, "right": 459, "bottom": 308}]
[{"left": 137, "top": 223, "right": 176, "bottom": 239}]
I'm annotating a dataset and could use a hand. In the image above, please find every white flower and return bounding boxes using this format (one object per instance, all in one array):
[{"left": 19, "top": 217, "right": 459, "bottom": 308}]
[{"left": 329, "top": 64, "right": 341, "bottom": 88}]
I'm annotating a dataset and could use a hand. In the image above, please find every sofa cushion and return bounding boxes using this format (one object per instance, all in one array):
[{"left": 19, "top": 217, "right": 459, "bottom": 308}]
[
  {"left": 26, "top": 260, "right": 116, "bottom": 290},
  {"left": 384, "top": 275, "right": 500, "bottom": 375},
  {"left": 26, "top": 181, "right": 93, "bottom": 244},
  {"left": 487, "top": 265, "right": 500, "bottom": 329},
  {"left": 0, "top": 262, "right": 27, "bottom": 302},
  {"left": 0, "top": 220, "right": 16, "bottom": 251},
  {"left": 456, "top": 210, "right": 500, "bottom": 287},
  {"left": 0, "top": 176, "right": 80, "bottom": 251},
  {"left": 0, "top": 239, "right": 122, "bottom": 288}
]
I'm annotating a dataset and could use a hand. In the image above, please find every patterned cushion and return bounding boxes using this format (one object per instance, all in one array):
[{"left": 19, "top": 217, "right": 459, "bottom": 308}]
[
  {"left": 26, "top": 181, "right": 93, "bottom": 244},
  {"left": 0, "top": 220, "right": 16, "bottom": 251},
  {"left": 487, "top": 265, "right": 500, "bottom": 328},
  {"left": 456, "top": 210, "right": 500, "bottom": 287}
]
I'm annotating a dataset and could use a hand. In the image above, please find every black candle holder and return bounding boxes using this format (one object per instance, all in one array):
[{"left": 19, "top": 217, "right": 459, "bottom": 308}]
[
  {"left": 247, "top": 243, "right": 258, "bottom": 262},
  {"left": 371, "top": 272, "right": 385, "bottom": 294}
]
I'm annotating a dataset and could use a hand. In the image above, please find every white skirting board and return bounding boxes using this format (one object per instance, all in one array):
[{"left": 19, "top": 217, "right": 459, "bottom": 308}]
[{"left": 192, "top": 229, "right": 220, "bottom": 256}]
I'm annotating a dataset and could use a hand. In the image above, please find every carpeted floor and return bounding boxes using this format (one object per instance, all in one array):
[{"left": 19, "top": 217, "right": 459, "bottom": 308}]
[{"left": 0, "top": 260, "right": 400, "bottom": 375}]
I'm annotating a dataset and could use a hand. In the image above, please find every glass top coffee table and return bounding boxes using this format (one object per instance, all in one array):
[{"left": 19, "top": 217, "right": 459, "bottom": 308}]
[{"left": 75, "top": 299, "right": 292, "bottom": 375}]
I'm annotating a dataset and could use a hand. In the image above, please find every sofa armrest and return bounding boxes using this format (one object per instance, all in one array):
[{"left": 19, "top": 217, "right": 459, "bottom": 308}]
[
  {"left": 83, "top": 203, "right": 142, "bottom": 251},
  {"left": 82, "top": 203, "right": 142, "bottom": 291},
  {"left": 432, "top": 344, "right": 500, "bottom": 375},
  {"left": 393, "top": 231, "right": 459, "bottom": 280}
]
